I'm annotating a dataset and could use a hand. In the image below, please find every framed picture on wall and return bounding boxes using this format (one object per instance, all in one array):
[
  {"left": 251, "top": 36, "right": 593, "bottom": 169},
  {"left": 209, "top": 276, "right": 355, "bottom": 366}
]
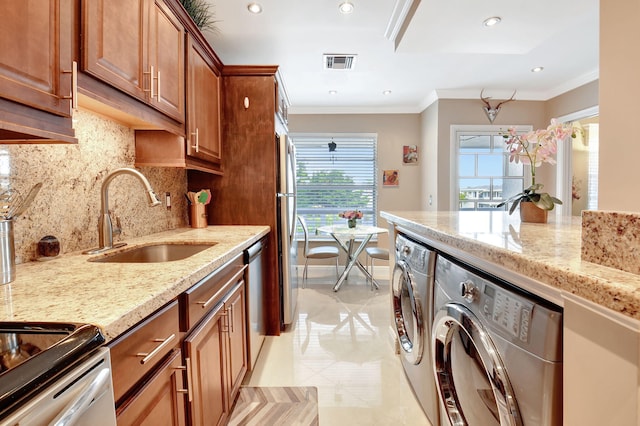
[
  {"left": 383, "top": 169, "right": 399, "bottom": 187},
  {"left": 403, "top": 145, "right": 418, "bottom": 164}
]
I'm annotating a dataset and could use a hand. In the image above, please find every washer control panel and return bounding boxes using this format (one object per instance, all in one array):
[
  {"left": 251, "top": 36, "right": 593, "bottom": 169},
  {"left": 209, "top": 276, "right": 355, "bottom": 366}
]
[
  {"left": 396, "top": 234, "right": 431, "bottom": 272},
  {"left": 436, "top": 255, "right": 534, "bottom": 343},
  {"left": 484, "top": 285, "right": 533, "bottom": 342}
]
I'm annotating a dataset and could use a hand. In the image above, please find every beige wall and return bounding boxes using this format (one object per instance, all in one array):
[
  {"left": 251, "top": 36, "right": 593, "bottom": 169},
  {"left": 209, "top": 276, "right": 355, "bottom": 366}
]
[
  {"left": 421, "top": 101, "right": 439, "bottom": 211},
  {"left": 431, "top": 99, "right": 548, "bottom": 210},
  {"left": 289, "top": 113, "right": 422, "bottom": 251},
  {"left": 546, "top": 80, "right": 599, "bottom": 120},
  {"left": 3, "top": 109, "right": 188, "bottom": 263},
  {"left": 599, "top": 0, "right": 639, "bottom": 212}
]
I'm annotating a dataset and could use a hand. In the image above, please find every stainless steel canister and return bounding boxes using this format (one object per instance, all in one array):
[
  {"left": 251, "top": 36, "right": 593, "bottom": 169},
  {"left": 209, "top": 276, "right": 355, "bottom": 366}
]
[{"left": 0, "top": 220, "right": 15, "bottom": 284}]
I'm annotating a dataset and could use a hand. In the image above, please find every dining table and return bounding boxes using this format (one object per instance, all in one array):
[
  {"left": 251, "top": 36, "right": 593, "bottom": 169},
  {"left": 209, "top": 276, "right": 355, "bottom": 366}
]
[{"left": 316, "top": 224, "right": 388, "bottom": 291}]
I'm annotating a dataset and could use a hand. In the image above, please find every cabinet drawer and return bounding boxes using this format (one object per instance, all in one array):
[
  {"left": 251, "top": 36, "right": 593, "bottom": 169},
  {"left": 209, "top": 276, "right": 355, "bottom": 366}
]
[
  {"left": 109, "top": 300, "right": 180, "bottom": 405},
  {"left": 181, "top": 255, "right": 245, "bottom": 331}
]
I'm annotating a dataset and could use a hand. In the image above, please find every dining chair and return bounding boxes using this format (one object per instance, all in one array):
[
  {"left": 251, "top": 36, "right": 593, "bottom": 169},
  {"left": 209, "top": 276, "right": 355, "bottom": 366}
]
[
  {"left": 365, "top": 246, "right": 389, "bottom": 290},
  {"left": 298, "top": 216, "right": 340, "bottom": 286}
]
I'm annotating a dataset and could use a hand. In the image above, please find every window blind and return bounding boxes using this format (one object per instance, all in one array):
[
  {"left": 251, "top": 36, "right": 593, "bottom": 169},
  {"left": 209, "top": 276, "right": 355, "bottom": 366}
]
[{"left": 292, "top": 134, "right": 378, "bottom": 236}]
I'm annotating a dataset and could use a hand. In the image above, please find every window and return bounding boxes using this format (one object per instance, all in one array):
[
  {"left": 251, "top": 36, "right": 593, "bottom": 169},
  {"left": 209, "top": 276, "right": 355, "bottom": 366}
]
[
  {"left": 453, "top": 126, "right": 531, "bottom": 211},
  {"left": 292, "top": 133, "right": 377, "bottom": 237}
]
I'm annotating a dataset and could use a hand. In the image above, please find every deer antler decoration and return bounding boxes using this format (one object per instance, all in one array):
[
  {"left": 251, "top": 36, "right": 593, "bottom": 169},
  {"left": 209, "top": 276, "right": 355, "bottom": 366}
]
[{"left": 480, "top": 89, "right": 516, "bottom": 123}]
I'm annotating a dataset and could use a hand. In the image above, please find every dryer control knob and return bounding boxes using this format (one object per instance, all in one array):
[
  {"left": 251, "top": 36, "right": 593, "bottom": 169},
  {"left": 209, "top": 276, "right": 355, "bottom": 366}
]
[{"left": 460, "top": 280, "right": 478, "bottom": 302}]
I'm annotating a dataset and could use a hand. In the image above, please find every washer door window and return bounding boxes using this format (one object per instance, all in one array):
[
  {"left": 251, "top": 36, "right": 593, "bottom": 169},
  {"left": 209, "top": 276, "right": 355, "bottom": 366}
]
[
  {"left": 432, "top": 302, "right": 522, "bottom": 426},
  {"left": 392, "top": 260, "right": 424, "bottom": 364}
]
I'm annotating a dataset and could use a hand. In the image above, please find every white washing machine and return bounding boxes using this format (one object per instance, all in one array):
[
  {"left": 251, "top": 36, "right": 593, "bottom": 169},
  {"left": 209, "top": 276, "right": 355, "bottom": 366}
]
[
  {"left": 432, "top": 254, "right": 563, "bottom": 425},
  {"left": 392, "top": 232, "right": 439, "bottom": 425}
]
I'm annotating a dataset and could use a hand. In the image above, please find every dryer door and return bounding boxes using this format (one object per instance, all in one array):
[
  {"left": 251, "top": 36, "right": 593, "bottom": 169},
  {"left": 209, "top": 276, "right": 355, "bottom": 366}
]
[
  {"left": 432, "top": 302, "right": 522, "bottom": 426},
  {"left": 392, "top": 260, "right": 424, "bottom": 364}
]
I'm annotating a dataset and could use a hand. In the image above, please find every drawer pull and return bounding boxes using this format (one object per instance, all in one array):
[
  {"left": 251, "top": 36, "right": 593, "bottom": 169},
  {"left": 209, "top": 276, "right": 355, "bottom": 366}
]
[
  {"left": 197, "top": 289, "right": 221, "bottom": 310},
  {"left": 196, "top": 267, "right": 247, "bottom": 311},
  {"left": 136, "top": 333, "right": 176, "bottom": 365}
]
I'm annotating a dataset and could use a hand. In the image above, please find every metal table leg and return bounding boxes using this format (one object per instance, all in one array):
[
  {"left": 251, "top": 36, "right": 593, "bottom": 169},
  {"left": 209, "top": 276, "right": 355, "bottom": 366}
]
[{"left": 332, "top": 234, "right": 379, "bottom": 291}]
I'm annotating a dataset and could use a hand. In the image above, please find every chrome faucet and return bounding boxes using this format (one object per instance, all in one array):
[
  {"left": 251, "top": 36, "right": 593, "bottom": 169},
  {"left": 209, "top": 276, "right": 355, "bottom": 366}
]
[{"left": 84, "top": 168, "right": 161, "bottom": 254}]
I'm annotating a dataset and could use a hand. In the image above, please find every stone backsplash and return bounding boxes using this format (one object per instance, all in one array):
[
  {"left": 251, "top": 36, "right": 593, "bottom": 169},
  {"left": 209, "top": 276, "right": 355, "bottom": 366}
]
[{"left": 2, "top": 108, "right": 188, "bottom": 263}]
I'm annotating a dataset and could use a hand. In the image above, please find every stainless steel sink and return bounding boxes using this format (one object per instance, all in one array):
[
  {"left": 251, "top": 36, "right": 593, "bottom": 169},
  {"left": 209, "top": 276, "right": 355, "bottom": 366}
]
[{"left": 89, "top": 243, "right": 216, "bottom": 263}]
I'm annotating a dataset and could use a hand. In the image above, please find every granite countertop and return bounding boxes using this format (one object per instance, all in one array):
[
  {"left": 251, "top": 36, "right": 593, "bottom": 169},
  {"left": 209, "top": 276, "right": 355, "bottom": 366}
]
[
  {"left": 381, "top": 210, "right": 640, "bottom": 321},
  {"left": 0, "top": 226, "right": 269, "bottom": 340}
]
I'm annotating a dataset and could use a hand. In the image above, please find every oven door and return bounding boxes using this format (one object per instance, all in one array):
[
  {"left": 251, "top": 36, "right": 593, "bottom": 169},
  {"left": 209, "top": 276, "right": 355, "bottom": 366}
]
[
  {"left": 2, "top": 347, "right": 116, "bottom": 426},
  {"left": 392, "top": 259, "right": 424, "bottom": 365},
  {"left": 432, "top": 302, "right": 522, "bottom": 426}
]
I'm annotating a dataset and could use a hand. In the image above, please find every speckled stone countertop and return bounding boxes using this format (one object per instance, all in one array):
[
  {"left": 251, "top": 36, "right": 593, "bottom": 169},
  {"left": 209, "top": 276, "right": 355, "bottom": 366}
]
[
  {"left": 381, "top": 211, "right": 640, "bottom": 321},
  {"left": 0, "top": 226, "right": 269, "bottom": 340}
]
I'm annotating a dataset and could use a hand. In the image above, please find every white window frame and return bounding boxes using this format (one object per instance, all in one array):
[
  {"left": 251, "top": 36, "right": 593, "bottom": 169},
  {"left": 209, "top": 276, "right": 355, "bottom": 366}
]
[{"left": 450, "top": 124, "right": 532, "bottom": 211}]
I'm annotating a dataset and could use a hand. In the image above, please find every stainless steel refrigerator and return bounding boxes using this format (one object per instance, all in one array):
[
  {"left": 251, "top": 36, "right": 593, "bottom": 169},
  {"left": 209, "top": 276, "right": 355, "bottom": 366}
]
[{"left": 276, "top": 134, "right": 299, "bottom": 326}]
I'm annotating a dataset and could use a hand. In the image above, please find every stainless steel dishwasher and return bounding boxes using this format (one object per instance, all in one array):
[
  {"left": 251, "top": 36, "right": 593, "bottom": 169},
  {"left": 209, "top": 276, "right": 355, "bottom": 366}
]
[{"left": 245, "top": 238, "right": 266, "bottom": 371}]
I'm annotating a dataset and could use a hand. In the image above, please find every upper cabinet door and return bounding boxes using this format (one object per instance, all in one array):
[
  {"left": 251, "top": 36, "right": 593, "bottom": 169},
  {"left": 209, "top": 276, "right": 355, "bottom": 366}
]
[
  {"left": 187, "top": 35, "right": 221, "bottom": 165},
  {"left": 82, "top": 0, "right": 148, "bottom": 102},
  {"left": 148, "top": 0, "right": 185, "bottom": 121},
  {"left": 0, "top": 0, "right": 73, "bottom": 117}
]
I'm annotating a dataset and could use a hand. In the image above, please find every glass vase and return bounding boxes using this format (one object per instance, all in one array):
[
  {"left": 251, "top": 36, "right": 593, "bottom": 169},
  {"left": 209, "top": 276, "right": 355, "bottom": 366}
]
[{"left": 347, "top": 218, "right": 357, "bottom": 228}]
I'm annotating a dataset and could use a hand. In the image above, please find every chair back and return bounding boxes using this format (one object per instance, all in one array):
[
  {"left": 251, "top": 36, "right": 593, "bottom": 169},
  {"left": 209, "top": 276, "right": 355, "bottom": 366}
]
[{"left": 297, "top": 215, "right": 310, "bottom": 257}]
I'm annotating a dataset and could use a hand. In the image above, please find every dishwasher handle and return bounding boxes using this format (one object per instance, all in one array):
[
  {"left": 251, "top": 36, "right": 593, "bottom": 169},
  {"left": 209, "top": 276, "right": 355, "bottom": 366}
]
[
  {"left": 50, "top": 367, "right": 111, "bottom": 426},
  {"left": 245, "top": 239, "right": 264, "bottom": 263}
]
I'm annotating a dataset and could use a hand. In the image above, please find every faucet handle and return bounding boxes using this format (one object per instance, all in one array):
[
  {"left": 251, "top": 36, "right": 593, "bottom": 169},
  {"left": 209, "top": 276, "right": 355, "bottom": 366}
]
[{"left": 113, "top": 215, "right": 122, "bottom": 237}]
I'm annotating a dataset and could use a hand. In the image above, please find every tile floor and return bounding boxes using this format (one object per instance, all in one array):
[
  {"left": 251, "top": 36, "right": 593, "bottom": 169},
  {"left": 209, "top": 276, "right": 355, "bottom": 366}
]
[{"left": 243, "top": 270, "right": 432, "bottom": 426}]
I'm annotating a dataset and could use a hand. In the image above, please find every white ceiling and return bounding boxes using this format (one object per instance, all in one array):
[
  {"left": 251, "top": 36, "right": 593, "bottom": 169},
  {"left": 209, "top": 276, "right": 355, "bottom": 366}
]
[{"left": 203, "top": 0, "right": 599, "bottom": 114}]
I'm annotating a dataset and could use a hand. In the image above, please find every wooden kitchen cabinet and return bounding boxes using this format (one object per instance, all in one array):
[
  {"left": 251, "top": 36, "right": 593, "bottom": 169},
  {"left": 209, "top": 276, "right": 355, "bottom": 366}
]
[
  {"left": 82, "top": 0, "right": 185, "bottom": 122},
  {"left": 134, "top": 32, "right": 222, "bottom": 174},
  {"left": 185, "top": 33, "right": 222, "bottom": 167},
  {"left": 181, "top": 255, "right": 248, "bottom": 426},
  {"left": 0, "top": 0, "right": 77, "bottom": 143},
  {"left": 109, "top": 300, "right": 184, "bottom": 424},
  {"left": 188, "top": 66, "right": 289, "bottom": 334},
  {"left": 115, "top": 348, "right": 186, "bottom": 426}
]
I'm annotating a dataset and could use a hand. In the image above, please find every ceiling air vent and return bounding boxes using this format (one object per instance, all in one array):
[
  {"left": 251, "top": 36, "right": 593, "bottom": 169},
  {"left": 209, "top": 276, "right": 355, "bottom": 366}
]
[{"left": 324, "top": 54, "right": 357, "bottom": 70}]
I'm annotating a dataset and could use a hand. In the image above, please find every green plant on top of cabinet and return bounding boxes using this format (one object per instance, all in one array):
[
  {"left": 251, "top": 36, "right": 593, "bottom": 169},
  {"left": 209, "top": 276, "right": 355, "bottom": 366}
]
[
  {"left": 0, "top": 0, "right": 77, "bottom": 143},
  {"left": 82, "top": 0, "right": 185, "bottom": 123}
]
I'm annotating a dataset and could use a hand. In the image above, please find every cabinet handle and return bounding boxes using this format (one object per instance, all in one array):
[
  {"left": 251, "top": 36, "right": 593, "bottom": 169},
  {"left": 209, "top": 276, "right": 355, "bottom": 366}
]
[
  {"left": 136, "top": 333, "right": 175, "bottom": 365},
  {"left": 143, "top": 66, "right": 155, "bottom": 99},
  {"left": 62, "top": 61, "right": 78, "bottom": 111},
  {"left": 176, "top": 358, "right": 193, "bottom": 402},
  {"left": 156, "top": 70, "right": 161, "bottom": 100},
  {"left": 228, "top": 305, "right": 234, "bottom": 333},
  {"left": 191, "top": 128, "right": 199, "bottom": 153}
]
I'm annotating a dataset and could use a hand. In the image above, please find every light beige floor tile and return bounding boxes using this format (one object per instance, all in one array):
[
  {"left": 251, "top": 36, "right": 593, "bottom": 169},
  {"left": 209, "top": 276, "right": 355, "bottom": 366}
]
[{"left": 245, "top": 274, "right": 432, "bottom": 426}]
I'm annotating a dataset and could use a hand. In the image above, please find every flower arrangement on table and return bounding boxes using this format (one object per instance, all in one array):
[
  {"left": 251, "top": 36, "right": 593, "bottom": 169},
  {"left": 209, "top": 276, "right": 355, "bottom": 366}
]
[
  {"left": 338, "top": 210, "right": 363, "bottom": 228},
  {"left": 496, "top": 119, "right": 577, "bottom": 222}
]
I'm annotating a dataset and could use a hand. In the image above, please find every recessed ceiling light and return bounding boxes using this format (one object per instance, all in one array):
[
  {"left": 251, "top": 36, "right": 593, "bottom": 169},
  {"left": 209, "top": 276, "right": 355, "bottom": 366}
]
[
  {"left": 383, "top": 90, "right": 392, "bottom": 95},
  {"left": 483, "top": 16, "right": 501, "bottom": 27},
  {"left": 339, "top": 1, "right": 354, "bottom": 14},
  {"left": 247, "top": 2, "right": 262, "bottom": 14},
  {"left": 531, "top": 66, "right": 544, "bottom": 73},
  {"left": 329, "top": 90, "right": 338, "bottom": 95}
]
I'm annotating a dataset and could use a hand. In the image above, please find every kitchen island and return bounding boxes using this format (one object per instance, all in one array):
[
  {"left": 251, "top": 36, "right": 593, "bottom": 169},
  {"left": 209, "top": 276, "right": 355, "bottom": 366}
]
[
  {"left": 382, "top": 210, "right": 640, "bottom": 426},
  {"left": 0, "top": 225, "right": 269, "bottom": 340}
]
